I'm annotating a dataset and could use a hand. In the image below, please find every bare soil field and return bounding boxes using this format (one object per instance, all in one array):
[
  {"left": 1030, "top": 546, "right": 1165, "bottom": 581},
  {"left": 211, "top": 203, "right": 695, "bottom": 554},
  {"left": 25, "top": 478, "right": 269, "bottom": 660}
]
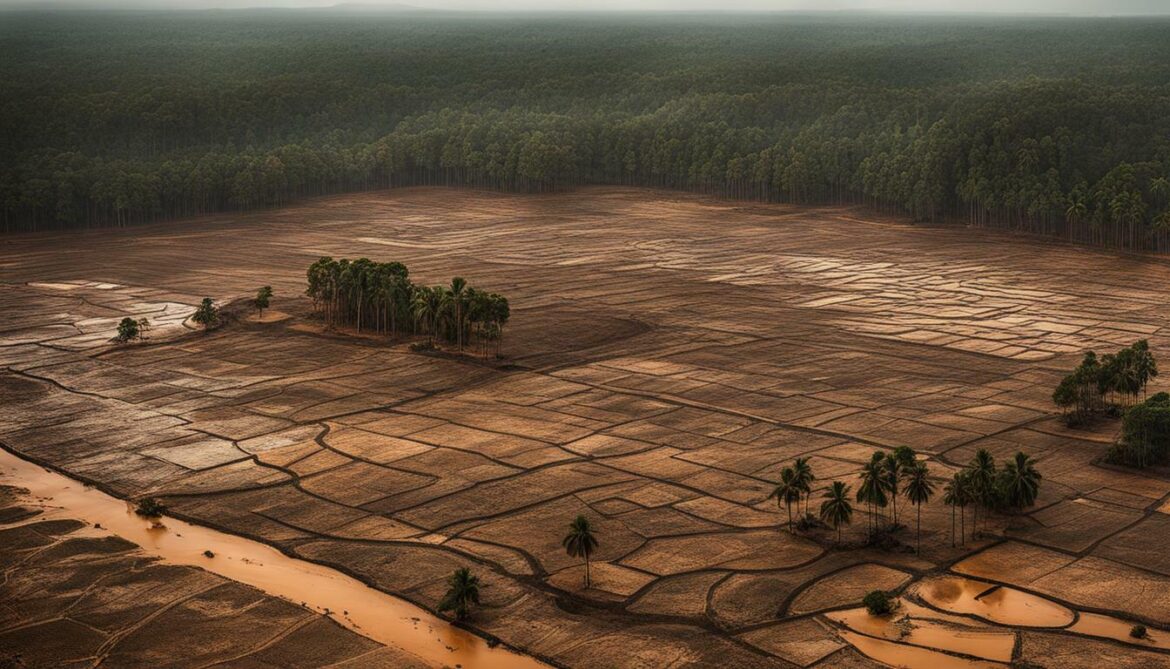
[{"left": 4, "top": 186, "right": 1170, "bottom": 668}]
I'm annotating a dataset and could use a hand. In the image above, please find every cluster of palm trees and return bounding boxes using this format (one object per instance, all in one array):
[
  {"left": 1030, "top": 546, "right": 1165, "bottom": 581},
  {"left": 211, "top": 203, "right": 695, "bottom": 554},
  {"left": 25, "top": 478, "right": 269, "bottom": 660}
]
[
  {"left": 941, "top": 449, "right": 1043, "bottom": 548},
  {"left": 305, "top": 257, "right": 510, "bottom": 355},
  {"left": 772, "top": 446, "right": 1042, "bottom": 555},
  {"left": 1053, "top": 340, "right": 1158, "bottom": 426},
  {"left": 769, "top": 457, "right": 858, "bottom": 546},
  {"left": 855, "top": 447, "right": 935, "bottom": 553}
]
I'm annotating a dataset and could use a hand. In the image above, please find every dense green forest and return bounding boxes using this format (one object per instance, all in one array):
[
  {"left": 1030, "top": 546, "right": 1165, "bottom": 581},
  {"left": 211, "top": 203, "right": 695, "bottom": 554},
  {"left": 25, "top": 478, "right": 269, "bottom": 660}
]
[{"left": 3, "top": 10, "right": 1170, "bottom": 249}]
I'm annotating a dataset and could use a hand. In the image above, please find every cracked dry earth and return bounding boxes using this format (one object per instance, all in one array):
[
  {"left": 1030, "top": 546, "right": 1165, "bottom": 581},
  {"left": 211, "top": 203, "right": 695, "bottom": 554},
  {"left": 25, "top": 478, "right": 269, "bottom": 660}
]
[{"left": 3, "top": 186, "right": 1170, "bottom": 668}]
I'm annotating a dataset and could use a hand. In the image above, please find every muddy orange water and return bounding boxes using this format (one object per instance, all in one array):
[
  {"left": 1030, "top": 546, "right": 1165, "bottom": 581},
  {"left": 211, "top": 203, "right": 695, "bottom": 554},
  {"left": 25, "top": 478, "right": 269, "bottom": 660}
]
[
  {"left": 1070, "top": 611, "right": 1170, "bottom": 650},
  {"left": 917, "top": 576, "right": 1074, "bottom": 628},
  {"left": 0, "top": 447, "right": 548, "bottom": 669},
  {"left": 838, "top": 630, "right": 1005, "bottom": 669},
  {"left": 827, "top": 608, "right": 1015, "bottom": 662}
]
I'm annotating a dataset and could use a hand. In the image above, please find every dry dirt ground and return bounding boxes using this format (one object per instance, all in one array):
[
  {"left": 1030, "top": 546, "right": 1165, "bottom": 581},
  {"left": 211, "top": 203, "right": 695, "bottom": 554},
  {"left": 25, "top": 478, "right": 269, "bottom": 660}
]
[{"left": 3, "top": 186, "right": 1170, "bottom": 668}]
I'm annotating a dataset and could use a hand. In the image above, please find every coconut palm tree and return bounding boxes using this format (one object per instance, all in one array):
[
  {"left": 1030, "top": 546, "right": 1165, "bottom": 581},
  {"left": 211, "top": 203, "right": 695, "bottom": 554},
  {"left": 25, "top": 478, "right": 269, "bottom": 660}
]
[
  {"left": 968, "top": 449, "right": 997, "bottom": 535},
  {"left": 820, "top": 481, "right": 853, "bottom": 545},
  {"left": 562, "top": 515, "right": 599, "bottom": 588},
  {"left": 856, "top": 457, "right": 888, "bottom": 538},
  {"left": 882, "top": 453, "right": 901, "bottom": 527},
  {"left": 793, "top": 457, "right": 815, "bottom": 519},
  {"left": 999, "top": 451, "right": 1042, "bottom": 511},
  {"left": 942, "top": 473, "right": 963, "bottom": 547},
  {"left": 449, "top": 276, "right": 468, "bottom": 351},
  {"left": 772, "top": 467, "right": 801, "bottom": 532},
  {"left": 904, "top": 461, "right": 935, "bottom": 555},
  {"left": 438, "top": 567, "right": 481, "bottom": 621},
  {"left": 412, "top": 285, "right": 449, "bottom": 345}
]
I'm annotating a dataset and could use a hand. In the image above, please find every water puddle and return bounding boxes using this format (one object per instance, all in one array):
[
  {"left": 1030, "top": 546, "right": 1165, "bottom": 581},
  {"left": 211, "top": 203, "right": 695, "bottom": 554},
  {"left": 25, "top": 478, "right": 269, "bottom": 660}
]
[
  {"left": 838, "top": 630, "right": 1005, "bottom": 669},
  {"left": 0, "top": 447, "right": 548, "bottom": 669},
  {"left": 1070, "top": 612, "right": 1170, "bottom": 650},
  {"left": 827, "top": 608, "right": 1015, "bottom": 662},
  {"left": 916, "top": 575, "right": 1075, "bottom": 628}
]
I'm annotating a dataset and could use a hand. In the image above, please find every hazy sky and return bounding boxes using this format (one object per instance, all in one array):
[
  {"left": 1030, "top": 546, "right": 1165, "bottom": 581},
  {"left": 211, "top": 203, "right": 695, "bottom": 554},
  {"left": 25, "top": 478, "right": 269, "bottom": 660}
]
[{"left": 4, "top": 0, "right": 1169, "bottom": 13}]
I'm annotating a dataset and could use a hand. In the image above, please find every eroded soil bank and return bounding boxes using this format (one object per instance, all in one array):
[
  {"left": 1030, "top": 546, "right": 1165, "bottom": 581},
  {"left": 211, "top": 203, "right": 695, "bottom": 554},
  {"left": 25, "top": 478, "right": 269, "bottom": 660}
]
[{"left": 0, "top": 445, "right": 546, "bottom": 669}]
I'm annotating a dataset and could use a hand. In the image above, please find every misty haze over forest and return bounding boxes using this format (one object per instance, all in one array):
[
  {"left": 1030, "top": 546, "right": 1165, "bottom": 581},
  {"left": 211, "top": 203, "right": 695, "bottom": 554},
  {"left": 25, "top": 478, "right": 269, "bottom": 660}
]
[{"left": 1, "top": 0, "right": 1169, "bottom": 14}]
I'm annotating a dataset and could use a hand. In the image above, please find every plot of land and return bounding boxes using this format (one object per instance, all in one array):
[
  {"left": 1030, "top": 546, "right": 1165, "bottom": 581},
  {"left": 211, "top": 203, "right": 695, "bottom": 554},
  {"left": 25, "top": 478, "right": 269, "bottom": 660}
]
[{"left": 4, "top": 187, "right": 1170, "bottom": 668}]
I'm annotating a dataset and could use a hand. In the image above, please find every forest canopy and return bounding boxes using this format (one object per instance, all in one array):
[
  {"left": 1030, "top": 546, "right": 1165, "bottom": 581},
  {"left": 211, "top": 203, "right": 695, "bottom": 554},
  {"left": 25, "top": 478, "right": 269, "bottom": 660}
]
[{"left": 3, "top": 10, "right": 1170, "bottom": 249}]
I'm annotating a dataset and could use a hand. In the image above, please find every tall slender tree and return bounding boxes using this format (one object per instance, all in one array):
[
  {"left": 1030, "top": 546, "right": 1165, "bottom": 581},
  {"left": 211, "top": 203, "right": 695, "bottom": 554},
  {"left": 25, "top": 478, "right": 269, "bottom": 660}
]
[
  {"left": 438, "top": 567, "right": 481, "bottom": 621},
  {"left": 562, "top": 515, "right": 599, "bottom": 588},
  {"left": 820, "top": 481, "right": 854, "bottom": 545},
  {"left": 904, "top": 461, "right": 935, "bottom": 555},
  {"left": 772, "top": 467, "right": 801, "bottom": 532}
]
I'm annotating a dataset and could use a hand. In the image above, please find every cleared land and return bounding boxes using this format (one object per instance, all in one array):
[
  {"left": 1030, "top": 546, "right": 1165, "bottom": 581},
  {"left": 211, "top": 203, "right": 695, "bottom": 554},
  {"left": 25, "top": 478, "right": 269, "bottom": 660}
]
[{"left": 3, "top": 187, "right": 1170, "bottom": 668}]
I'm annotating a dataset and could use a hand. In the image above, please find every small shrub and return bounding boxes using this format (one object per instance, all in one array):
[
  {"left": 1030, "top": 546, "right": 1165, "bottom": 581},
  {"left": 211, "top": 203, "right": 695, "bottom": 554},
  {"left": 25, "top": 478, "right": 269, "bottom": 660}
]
[
  {"left": 192, "top": 297, "right": 219, "bottom": 329},
  {"left": 1131, "top": 624, "right": 1148, "bottom": 639},
  {"left": 254, "top": 286, "right": 273, "bottom": 318},
  {"left": 863, "top": 590, "right": 894, "bottom": 616},
  {"left": 115, "top": 317, "right": 140, "bottom": 342},
  {"left": 134, "top": 497, "right": 167, "bottom": 518}
]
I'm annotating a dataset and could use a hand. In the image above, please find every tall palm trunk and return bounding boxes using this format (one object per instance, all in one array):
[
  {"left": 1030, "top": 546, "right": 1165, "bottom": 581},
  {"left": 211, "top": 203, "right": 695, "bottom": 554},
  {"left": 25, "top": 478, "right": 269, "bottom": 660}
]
[{"left": 916, "top": 505, "right": 922, "bottom": 555}]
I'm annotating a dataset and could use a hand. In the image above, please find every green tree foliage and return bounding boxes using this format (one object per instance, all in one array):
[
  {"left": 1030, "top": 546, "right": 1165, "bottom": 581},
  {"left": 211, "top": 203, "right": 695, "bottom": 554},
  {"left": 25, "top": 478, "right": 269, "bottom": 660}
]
[
  {"left": 1054, "top": 341, "right": 1157, "bottom": 425},
  {"left": 562, "top": 514, "right": 599, "bottom": 588},
  {"left": 856, "top": 453, "right": 889, "bottom": 538},
  {"left": 863, "top": 590, "right": 895, "bottom": 616},
  {"left": 115, "top": 316, "right": 140, "bottom": 342},
  {"left": 903, "top": 461, "right": 934, "bottom": 555},
  {"left": 192, "top": 297, "right": 219, "bottom": 329},
  {"left": 134, "top": 497, "right": 167, "bottom": 518},
  {"left": 771, "top": 467, "right": 802, "bottom": 532},
  {"left": 819, "top": 481, "right": 853, "bottom": 545},
  {"left": 4, "top": 13, "right": 1170, "bottom": 252},
  {"left": 998, "top": 452, "right": 1043, "bottom": 511},
  {"left": 254, "top": 285, "right": 273, "bottom": 318},
  {"left": 306, "top": 257, "right": 509, "bottom": 355},
  {"left": 438, "top": 567, "right": 481, "bottom": 621},
  {"left": 1111, "top": 392, "right": 1170, "bottom": 468}
]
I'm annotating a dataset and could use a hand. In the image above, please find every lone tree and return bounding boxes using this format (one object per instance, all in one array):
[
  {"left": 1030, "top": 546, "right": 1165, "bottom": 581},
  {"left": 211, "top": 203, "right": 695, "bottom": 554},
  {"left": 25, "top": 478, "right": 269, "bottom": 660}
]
[
  {"left": 819, "top": 481, "right": 854, "bottom": 545},
  {"left": 192, "top": 297, "right": 219, "bottom": 329},
  {"left": 903, "top": 461, "right": 935, "bottom": 555},
  {"left": 134, "top": 497, "right": 167, "bottom": 518},
  {"left": 254, "top": 286, "right": 273, "bottom": 319},
  {"left": 562, "top": 515, "right": 599, "bottom": 588},
  {"left": 115, "top": 317, "right": 140, "bottom": 342},
  {"left": 438, "top": 567, "right": 481, "bottom": 621},
  {"left": 863, "top": 590, "right": 895, "bottom": 616}
]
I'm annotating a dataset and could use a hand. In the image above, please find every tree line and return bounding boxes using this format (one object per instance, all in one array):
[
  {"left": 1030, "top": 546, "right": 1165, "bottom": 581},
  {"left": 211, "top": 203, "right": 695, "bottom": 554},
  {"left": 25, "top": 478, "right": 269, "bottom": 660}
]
[
  {"left": 305, "top": 257, "right": 510, "bottom": 355},
  {"left": 3, "top": 12, "right": 1170, "bottom": 251}
]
